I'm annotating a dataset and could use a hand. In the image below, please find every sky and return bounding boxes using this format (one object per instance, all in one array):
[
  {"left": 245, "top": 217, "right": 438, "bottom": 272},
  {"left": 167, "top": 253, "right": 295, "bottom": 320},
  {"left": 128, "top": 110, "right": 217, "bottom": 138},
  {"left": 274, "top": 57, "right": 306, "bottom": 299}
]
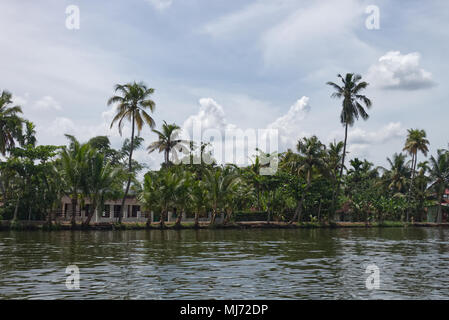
[{"left": 1, "top": 0, "right": 448, "bottom": 169}]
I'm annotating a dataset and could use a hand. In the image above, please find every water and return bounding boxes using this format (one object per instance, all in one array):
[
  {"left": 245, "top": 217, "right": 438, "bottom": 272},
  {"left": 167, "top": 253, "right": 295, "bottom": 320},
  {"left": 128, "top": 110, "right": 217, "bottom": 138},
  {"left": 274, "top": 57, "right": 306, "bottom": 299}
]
[{"left": 0, "top": 228, "right": 448, "bottom": 299}]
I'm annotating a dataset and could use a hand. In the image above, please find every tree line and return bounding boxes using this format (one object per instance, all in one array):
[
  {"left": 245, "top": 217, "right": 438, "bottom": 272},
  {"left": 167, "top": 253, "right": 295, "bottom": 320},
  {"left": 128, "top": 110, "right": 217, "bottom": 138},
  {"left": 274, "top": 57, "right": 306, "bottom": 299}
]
[{"left": 1, "top": 74, "right": 449, "bottom": 228}]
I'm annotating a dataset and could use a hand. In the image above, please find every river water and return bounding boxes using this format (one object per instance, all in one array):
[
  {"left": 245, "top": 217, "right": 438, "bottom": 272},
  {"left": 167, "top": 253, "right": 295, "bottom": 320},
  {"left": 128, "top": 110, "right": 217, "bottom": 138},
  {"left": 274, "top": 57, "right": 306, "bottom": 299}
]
[{"left": 0, "top": 228, "right": 448, "bottom": 299}]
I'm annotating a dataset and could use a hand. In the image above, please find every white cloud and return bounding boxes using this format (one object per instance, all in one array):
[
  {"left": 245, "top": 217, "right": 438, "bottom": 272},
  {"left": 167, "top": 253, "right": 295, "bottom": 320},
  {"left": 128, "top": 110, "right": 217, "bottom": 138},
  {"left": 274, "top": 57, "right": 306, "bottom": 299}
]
[
  {"left": 328, "top": 122, "right": 406, "bottom": 158},
  {"left": 267, "top": 96, "right": 311, "bottom": 150},
  {"left": 366, "top": 51, "right": 436, "bottom": 90},
  {"left": 181, "top": 96, "right": 312, "bottom": 165},
  {"left": 12, "top": 93, "right": 29, "bottom": 107},
  {"left": 182, "top": 98, "right": 231, "bottom": 137},
  {"left": 145, "top": 0, "right": 173, "bottom": 11},
  {"left": 34, "top": 96, "right": 62, "bottom": 111}
]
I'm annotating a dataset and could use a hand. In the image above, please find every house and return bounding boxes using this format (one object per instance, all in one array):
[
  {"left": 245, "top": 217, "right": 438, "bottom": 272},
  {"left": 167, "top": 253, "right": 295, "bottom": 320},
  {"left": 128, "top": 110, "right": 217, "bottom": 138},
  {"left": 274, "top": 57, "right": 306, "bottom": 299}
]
[
  {"left": 57, "top": 195, "right": 150, "bottom": 223},
  {"left": 426, "top": 189, "right": 449, "bottom": 222}
]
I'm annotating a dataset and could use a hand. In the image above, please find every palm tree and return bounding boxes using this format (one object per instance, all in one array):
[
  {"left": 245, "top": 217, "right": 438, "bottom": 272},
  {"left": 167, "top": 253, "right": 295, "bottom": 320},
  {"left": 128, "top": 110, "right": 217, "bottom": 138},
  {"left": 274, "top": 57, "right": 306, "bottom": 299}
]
[
  {"left": 147, "top": 121, "right": 188, "bottom": 165},
  {"left": 380, "top": 153, "right": 411, "bottom": 197},
  {"left": 0, "top": 90, "right": 23, "bottom": 155},
  {"left": 327, "top": 74, "right": 372, "bottom": 215},
  {"left": 429, "top": 149, "right": 449, "bottom": 223},
  {"left": 156, "top": 170, "right": 184, "bottom": 228},
  {"left": 139, "top": 171, "right": 162, "bottom": 227},
  {"left": 107, "top": 82, "right": 156, "bottom": 223},
  {"left": 203, "top": 166, "right": 240, "bottom": 225},
  {"left": 282, "top": 136, "right": 326, "bottom": 223},
  {"left": 326, "top": 140, "right": 344, "bottom": 220},
  {"left": 81, "top": 150, "right": 120, "bottom": 226},
  {"left": 59, "top": 135, "right": 91, "bottom": 228},
  {"left": 403, "top": 129, "right": 430, "bottom": 221},
  {"left": 190, "top": 180, "right": 209, "bottom": 228}
]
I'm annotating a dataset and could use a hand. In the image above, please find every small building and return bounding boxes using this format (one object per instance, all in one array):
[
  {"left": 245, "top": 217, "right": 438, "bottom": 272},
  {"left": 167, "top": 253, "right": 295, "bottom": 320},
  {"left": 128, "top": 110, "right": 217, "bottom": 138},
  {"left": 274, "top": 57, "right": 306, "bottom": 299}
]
[
  {"left": 426, "top": 189, "right": 449, "bottom": 222},
  {"left": 57, "top": 195, "right": 150, "bottom": 223}
]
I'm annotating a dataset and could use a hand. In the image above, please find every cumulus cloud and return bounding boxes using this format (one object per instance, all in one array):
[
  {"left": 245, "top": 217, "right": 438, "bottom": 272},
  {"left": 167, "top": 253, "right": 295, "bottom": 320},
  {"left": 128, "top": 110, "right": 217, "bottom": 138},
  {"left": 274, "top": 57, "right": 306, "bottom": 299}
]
[
  {"left": 328, "top": 122, "right": 406, "bottom": 158},
  {"left": 182, "top": 98, "right": 231, "bottom": 137},
  {"left": 34, "top": 96, "right": 62, "bottom": 111},
  {"left": 181, "top": 96, "right": 312, "bottom": 165},
  {"left": 366, "top": 51, "right": 436, "bottom": 90},
  {"left": 267, "top": 96, "right": 311, "bottom": 150},
  {"left": 145, "top": 0, "right": 173, "bottom": 10}
]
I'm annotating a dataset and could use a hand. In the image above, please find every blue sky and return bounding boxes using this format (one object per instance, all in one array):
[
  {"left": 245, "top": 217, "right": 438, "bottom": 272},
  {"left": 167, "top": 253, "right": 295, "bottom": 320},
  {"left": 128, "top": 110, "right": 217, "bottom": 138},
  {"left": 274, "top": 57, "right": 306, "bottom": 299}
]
[{"left": 1, "top": 0, "right": 448, "bottom": 169}]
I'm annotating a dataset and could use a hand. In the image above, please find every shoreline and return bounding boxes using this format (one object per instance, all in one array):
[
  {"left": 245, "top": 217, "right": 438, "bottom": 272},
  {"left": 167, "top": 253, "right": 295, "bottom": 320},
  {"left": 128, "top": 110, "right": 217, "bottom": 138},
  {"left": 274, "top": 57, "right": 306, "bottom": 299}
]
[{"left": 1, "top": 220, "right": 448, "bottom": 231}]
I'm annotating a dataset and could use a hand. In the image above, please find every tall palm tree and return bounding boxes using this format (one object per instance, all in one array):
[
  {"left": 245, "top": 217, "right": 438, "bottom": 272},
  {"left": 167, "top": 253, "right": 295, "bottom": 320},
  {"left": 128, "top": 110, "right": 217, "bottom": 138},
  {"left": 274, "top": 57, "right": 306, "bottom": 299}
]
[
  {"left": 0, "top": 90, "right": 23, "bottom": 155},
  {"left": 147, "top": 121, "right": 188, "bottom": 165},
  {"left": 429, "top": 149, "right": 449, "bottom": 223},
  {"left": 282, "top": 136, "right": 326, "bottom": 223},
  {"left": 403, "top": 129, "right": 430, "bottom": 221},
  {"left": 108, "top": 82, "right": 156, "bottom": 223},
  {"left": 327, "top": 74, "right": 372, "bottom": 215}
]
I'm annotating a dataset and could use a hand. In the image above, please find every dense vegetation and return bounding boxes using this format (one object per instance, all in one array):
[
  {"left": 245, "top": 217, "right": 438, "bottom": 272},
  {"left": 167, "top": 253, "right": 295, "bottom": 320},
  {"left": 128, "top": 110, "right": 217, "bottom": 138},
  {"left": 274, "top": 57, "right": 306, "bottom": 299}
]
[{"left": 1, "top": 74, "right": 449, "bottom": 228}]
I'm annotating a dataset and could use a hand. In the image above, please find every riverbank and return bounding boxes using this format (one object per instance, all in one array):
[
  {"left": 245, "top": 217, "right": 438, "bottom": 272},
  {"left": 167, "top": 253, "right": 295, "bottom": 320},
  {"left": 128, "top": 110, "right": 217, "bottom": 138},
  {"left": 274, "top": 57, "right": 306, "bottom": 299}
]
[{"left": 1, "top": 220, "right": 448, "bottom": 231}]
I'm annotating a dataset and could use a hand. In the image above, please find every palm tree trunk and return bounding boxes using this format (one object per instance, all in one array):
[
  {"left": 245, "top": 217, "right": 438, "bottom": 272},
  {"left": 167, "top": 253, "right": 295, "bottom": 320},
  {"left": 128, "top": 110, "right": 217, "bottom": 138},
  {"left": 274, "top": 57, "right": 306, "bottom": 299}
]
[
  {"left": 160, "top": 209, "right": 166, "bottom": 229},
  {"left": 119, "top": 112, "right": 135, "bottom": 224},
  {"left": 13, "top": 195, "right": 20, "bottom": 221},
  {"left": 210, "top": 207, "right": 217, "bottom": 225},
  {"left": 223, "top": 209, "right": 232, "bottom": 225},
  {"left": 83, "top": 202, "right": 96, "bottom": 227},
  {"left": 194, "top": 211, "right": 200, "bottom": 228},
  {"left": 71, "top": 196, "right": 77, "bottom": 228},
  {"left": 406, "top": 152, "right": 417, "bottom": 222},
  {"left": 331, "top": 122, "right": 348, "bottom": 220},
  {"left": 175, "top": 209, "right": 183, "bottom": 227},
  {"left": 340, "top": 122, "right": 348, "bottom": 180}
]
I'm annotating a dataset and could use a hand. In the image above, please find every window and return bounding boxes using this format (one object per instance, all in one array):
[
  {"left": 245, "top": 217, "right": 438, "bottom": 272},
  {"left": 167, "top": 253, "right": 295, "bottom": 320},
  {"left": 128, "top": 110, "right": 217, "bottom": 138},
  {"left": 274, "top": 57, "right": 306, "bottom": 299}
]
[
  {"left": 131, "top": 205, "right": 140, "bottom": 217},
  {"left": 103, "top": 205, "right": 110, "bottom": 218}
]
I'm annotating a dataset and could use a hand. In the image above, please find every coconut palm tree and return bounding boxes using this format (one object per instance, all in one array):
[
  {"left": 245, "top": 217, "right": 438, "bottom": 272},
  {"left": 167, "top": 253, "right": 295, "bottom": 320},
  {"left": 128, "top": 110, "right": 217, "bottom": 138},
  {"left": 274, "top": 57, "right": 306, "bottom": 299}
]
[
  {"left": 0, "top": 90, "right": 24, "bottom": 155},
  {"left": 380, "top": 153, "right": 411, "bottom": 197},
  {"left": 147, "top": 121, "right": 188, "bottom": 166},
  {"left": 203, "top": 166, "right": 240, "bottom": 225},
  {"left": 326, "top": 140, "right": 344, "bottom": 219},
  {"left": 139, "top": 171, "right": 162, "bottom": 227},
  {"left": 327, "top": 74, "right": 372, "bottom": 215},
  {"left": 429, "top": 149, "right": 449, "bottom": 223},
  {"left": 327, "top": 74, "right": 372, "bottom": 176},
  {"left": 59, "top": 135, "right": 91, "bottom": 228},
  {"left": 190, "top": 180, "right": 209, "bottom": 228},
  {"left": 282, "top": 136, "right": 326, "bottom": 223},
  {"left": 156, "top": 170, "right": 185, "bottom": 228},
  {"left": 107, "top": 82, "right": 156, "bottom": 223},
  {"left": 81, "top": 150, "right": 121, "bottom": 226},
  {"left": 403, "top": 129, "right": 430, "bottom": 221}
]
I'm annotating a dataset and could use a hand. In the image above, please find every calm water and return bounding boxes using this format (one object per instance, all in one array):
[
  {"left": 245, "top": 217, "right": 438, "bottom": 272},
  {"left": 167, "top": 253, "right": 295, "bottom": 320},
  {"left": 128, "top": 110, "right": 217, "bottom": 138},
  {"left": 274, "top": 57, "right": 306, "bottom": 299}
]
[{"left": 0, "top": 228, "right": 448, "bottom": 299}]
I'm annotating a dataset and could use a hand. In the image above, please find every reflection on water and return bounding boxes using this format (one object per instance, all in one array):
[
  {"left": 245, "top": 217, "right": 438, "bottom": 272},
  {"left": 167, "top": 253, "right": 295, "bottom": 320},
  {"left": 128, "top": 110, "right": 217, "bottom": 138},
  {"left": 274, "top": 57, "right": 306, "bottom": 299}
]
[{"left": 0, "top": 228, "right": 448, "bottom": 299}]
